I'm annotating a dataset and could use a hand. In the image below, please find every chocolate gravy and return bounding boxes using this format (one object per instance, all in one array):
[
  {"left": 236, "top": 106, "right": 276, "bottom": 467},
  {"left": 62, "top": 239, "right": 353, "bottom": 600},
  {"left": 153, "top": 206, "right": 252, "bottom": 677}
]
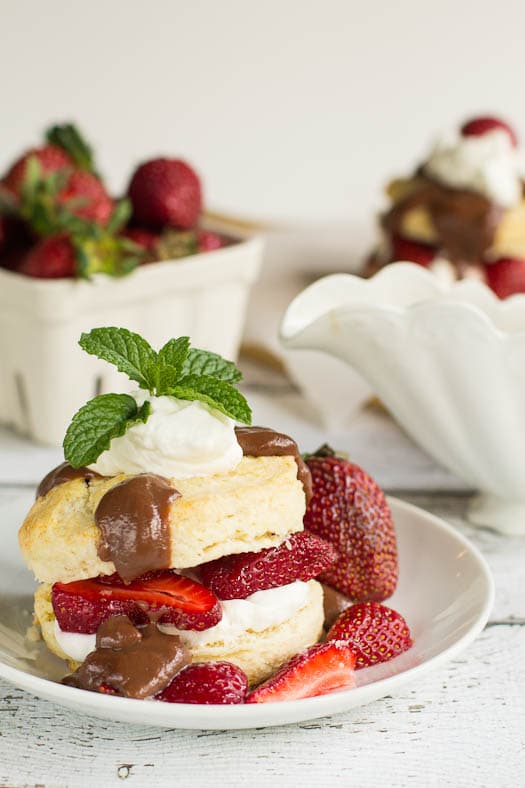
[
  {"left": 383, "top": 174, "right": 504, "bottom": 264},
  {"left": 322, "top": 583, "right": 352, "bottom": 630},
  {"left": 95, "top": 474, "right": 180, "bottom": 583},
  {"left": 235, "top": 426, "right": 313, "bottom": 504},
  {"left": 63, "top": 616, "right": 189, "bottom": 699},
  {"left": 36, "top": 462, "right": 102, "bottom": 499}
]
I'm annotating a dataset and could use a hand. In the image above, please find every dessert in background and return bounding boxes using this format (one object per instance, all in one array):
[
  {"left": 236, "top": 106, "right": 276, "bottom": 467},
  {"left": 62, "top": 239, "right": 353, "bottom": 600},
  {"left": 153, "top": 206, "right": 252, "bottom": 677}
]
[
  {"left": 367, "top": 115, "right": 525, "bottom": 298},
  {"left": 19, "top": 328, "right": 412, "bottom": 704},
  {"left": 0, "top": 122, "right": 228, "bottom": 279}
]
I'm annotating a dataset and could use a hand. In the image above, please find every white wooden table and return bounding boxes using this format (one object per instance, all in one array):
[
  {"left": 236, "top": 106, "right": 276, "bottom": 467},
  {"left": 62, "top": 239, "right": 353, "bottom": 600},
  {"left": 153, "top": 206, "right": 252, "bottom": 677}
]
[{"left": 1, "top": 390, "right": 524, "bottom": 787}]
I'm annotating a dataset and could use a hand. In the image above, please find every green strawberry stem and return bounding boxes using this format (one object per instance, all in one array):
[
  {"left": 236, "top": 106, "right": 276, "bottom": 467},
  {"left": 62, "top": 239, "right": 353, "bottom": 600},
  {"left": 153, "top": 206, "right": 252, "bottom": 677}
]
[{"left": 45, "top": 123, "right": 99, "bottom": 177}]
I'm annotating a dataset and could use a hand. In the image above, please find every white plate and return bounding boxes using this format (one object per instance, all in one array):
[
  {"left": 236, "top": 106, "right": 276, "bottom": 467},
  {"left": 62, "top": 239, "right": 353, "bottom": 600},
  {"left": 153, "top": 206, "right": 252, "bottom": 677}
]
[{"left": 0, "top": 492, "right": 493, "bottom": 730}]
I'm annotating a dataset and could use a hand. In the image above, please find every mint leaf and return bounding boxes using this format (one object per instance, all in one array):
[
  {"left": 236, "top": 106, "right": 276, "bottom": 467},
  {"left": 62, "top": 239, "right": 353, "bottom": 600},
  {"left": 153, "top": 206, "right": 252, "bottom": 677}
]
[
  {"left": 63, "top": 394, "right": 150, "bottom": 468},
  {"left": 158, "top": 337, "right": 190, "bottom": 375},
  {"left": 79, "top": 327, "right": 157, "bottom": 391},
  {"left": 181, "top": 348, "right": 242, "bottom": 383},
  {"left": 169, "top": 374, "right": 251, "bottom": 424}
]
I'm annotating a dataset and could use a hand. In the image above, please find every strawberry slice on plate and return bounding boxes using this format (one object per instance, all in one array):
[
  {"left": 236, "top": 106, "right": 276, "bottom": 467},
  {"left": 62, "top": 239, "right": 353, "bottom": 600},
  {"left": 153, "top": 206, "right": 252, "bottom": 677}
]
[
  {"left": 199, "top": 531, "right": 337, "bottom": 600},
  {"left": 246, "top": 641, "right": 356, "bottom": 704},
  {"left": 52, "top": 570, "right": 221, "bottom": 634},
  {"left": 326, "top": 602, "right": 413, "bottom": 668}
]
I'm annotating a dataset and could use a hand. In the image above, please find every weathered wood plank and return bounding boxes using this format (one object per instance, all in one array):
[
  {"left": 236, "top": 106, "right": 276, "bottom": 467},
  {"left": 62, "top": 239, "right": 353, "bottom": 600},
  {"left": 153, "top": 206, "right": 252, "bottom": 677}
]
[{"left": 0, "top": 626, "right": 523, "bottom": 788}]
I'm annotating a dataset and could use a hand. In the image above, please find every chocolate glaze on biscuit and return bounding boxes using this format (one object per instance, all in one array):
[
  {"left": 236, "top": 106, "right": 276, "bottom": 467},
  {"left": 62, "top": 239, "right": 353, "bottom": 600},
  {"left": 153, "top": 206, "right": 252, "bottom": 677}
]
[
  {"left": 63, "top": 616, "right": 189, "bottom": 698},
  {"left": 235, "top": 426, "right": 313, "bottom": 505},
  {"left": 95, "top": 474, "right": 180, "bottom": 583},
  {"left": 36, "top": 462, "right": 102, "bottom": 499}
]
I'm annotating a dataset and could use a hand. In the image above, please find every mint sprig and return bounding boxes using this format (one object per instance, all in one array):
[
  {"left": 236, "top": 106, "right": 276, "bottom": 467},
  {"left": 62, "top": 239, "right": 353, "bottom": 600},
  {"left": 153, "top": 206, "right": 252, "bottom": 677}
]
[
  {"left": 63, "top": 328, "right": 251, "bottom": 468},
  {"left": 64, "top": 394, "right": 150, "bottom": 468},
  {"left": 79, "top": 327, "right": 158, "bottom": 390}
]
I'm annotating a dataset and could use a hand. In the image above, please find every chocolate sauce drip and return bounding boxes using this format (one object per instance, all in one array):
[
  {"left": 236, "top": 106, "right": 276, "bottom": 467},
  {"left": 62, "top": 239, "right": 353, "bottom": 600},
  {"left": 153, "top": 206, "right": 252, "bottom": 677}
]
[
  {"left": 36, "top": 462, "right": 102, "bottom": 499},
  {"left": 63, "top": 616, "right": 189, "bottom": 699},
  {"left": 383, "top": 174, "right": 504, "bottom": 264},
  {"left": 235, "top": 426, "right": 313, "bottom": 505},
  {"left": 322, "top": 583, "right": 352, "bottom": 630},
  {"left": 95, "top": 474, "right": 180, "bottom": 583}
]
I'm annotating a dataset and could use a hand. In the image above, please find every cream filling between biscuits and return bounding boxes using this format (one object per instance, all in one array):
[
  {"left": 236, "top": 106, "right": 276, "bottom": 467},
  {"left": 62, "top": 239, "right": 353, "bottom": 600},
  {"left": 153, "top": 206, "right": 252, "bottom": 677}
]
[{"left": 53, "top": 581, "right": 311, "bottom": 662}]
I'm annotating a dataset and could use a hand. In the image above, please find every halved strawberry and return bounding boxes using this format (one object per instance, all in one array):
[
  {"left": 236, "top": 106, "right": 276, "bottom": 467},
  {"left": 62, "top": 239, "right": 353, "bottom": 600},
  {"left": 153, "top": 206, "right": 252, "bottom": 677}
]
[
  {"left": 461, "top": 116, "right": 518, "bottom": 147},
  {"left": 52, "top": 570, "right": 221, "bottom": 634},
  {"left": 198, "top": 531, "right": 338, "bottom": 600},
  {"left": 326, "top": 602, "right": 412, "bottom": 668},
  {"left": 246, "top": 641, "right": 356, "bottom": 704}
]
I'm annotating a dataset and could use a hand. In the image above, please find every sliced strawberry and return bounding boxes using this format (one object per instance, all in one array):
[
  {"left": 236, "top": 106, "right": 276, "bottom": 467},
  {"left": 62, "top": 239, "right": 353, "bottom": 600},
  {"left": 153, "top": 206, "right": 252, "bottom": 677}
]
[
  {"left": 52, "top": 570, "right": 222, "bottom": 634},
  {"left": 199, "top": 531, "right": 338, "bottom": 600},
  {"left": 390, "top": 234, "right": 436, "bottom": 267},
  {"left": 486, "top": 258, "right": 525, "bottom": 299},
  {"left": 461, "top": 116, "right": 518, "bottom": 147},
  {"left": 326, "top": 602, "right": 412, "bottom": 668},
  {"left": 247, "top": 641, "right": 356, "bottom": 704},
  {"left": 157, "top": 661, "right": 248, "bottom": 705}
]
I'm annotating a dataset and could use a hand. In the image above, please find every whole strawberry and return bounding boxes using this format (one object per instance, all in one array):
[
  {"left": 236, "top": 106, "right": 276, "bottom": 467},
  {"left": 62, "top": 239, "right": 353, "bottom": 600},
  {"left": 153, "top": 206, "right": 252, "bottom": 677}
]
[
  {"left": 19, "top": 233, "right": 77, "bottom": 278},
  {"left": 304, "top": 446, "right": 398, "bottom": 601},
  {"left": 326, "top": 602, "right": 412, "bottom": 668},
  {"left": 127, "top": 158, "right": 202, "bottom": 230},
  {"left": 157, "top": 662, "right": 248, "bottom": 705},
  {"left": 486, "top": 258, "right": 525, "bottom": 299},
  {"left": 58, "top": 170, "right": 113, "bottom": 225},
  {"left": 3, "top": 145, "right": 72, "bottom": 195}
]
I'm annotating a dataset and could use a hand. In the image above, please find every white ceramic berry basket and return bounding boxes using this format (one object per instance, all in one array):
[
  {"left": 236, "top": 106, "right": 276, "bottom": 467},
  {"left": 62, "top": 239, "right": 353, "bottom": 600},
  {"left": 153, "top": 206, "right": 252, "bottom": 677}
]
[
  {"left": 0, "top": 235, "right": 263, "bottom": 446},
  {"left": 281, "top": 262, "right": 525, "bottom": 535}
]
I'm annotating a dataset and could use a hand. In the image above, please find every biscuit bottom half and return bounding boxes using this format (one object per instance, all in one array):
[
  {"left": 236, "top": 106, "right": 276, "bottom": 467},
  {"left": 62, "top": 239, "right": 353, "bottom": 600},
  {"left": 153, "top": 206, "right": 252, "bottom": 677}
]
[{"left": 34, "top": 579, "right": 324, "bottom": 687}]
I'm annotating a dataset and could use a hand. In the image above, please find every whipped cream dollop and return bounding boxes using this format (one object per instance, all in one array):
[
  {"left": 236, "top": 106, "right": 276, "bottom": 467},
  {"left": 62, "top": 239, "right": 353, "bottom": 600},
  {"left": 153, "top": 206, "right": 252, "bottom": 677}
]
[
  {"left": 424, "top": 129, "right": 522, "bottom": 208},
  {"left": 89, "top": 390, "right": 242, "bottom": 478},
  {"left": 54, "top": 581, "right": 311, "bottom": 663}
]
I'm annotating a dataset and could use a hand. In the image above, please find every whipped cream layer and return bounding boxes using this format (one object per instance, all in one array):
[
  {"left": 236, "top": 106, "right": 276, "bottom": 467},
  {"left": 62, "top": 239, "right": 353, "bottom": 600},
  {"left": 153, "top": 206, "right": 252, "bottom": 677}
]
[
  {"left": 89, "top": 391, "right": 242, "bottom": 478},
  {"left": 424, "top": 129, "right": 522, "bottom": 208},
  {"left": 54, "top": 581, "right": 311, "bottom": 663}
]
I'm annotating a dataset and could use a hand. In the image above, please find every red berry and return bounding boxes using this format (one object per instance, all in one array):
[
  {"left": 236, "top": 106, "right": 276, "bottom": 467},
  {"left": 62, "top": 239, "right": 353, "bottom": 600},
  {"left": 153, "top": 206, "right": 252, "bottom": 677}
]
[
  {"left": 3, "top": 145, "right": 72, "bottom": 195},
  {"left": 58, "top": 170, "right": 113, "bottom": 225},
  {"left": 197, "top": 230, "right": 224, "bottom": 252},
  {"left": 52, "top": 570, "right": 222, "bottom": 634},
  {"left": 461, "top": 116, "right": 518, "bottom": 147},
  {"left": 123, "top": 226, "right": 159, "bottom": 251},
  {"left": 199, "top": 531, "right": 338, "bottom": 600},
  {"left": 247, "top": 641, "right": 356, "bottom": 703},
  {"left": 157, "top": 662, "right": 248, "bottom": 704},
  {"left": 486, "top": 258, "right": 525, "bottom": 299},
  {"left": 326, "top": 602, "right": 412, "bottom": 668},
  {"left": 390, "top": 234, "right": 436, "bottom": 267},
  {"left": 19, "top": 233, "right": 77, "bottom": 278},
  {"left": 128, "top": 158, "right": 202, "bottom": 230},
  {"left": 304, "top": 453, "right": 398, "bottom": 601}
]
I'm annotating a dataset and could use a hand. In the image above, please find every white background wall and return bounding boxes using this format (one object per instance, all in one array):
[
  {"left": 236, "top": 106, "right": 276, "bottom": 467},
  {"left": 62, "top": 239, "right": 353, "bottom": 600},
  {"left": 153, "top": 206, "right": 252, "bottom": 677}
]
[{"left": 2, "top": 0, "right": 525, "bottom": 230}]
